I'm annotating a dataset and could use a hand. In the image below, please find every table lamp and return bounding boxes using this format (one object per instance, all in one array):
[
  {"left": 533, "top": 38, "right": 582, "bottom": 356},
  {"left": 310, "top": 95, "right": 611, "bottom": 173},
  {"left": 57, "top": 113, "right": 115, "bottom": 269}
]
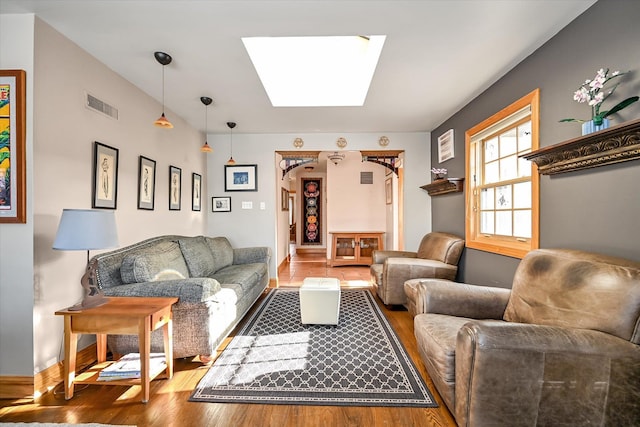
[{"left": 53, "top": 209, "right": 119, "bottom": 310}]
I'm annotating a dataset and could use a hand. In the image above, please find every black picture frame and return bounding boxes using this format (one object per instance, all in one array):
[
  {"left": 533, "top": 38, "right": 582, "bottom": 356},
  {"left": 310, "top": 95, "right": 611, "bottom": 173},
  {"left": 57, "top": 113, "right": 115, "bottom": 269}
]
[
  {"left": 137, "top": 156, "right": 156, "bottom": 210},
  {"left": 212, "top": 196, "right": 231, "bottom": 212},
  {"left": 169, "top": 165, "right": 181, "bottom": 210},
  {"left": 224, "top": 164, "right": 258, "bottom": 192},
  {"left": 92, "top": 141, "right": 119, "bottom": 209},
  {"left": 192, "top": 172, "right": 202, "bottom": 211}
]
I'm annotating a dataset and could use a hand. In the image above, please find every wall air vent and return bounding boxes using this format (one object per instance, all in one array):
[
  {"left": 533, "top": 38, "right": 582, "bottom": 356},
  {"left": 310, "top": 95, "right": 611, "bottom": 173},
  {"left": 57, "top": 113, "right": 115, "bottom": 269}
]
[
  {"left": 360, "top": 171, "right": 373, "bottom": 184},
  {"left": 85, "top": 92, "right": 118, "bottom": 120}
]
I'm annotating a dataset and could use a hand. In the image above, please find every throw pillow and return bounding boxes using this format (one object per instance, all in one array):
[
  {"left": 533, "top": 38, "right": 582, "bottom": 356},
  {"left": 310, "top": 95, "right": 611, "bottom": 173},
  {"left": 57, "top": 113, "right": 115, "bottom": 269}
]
[{"left": 121, "top": 241, "right": 190, "bottom": 283}]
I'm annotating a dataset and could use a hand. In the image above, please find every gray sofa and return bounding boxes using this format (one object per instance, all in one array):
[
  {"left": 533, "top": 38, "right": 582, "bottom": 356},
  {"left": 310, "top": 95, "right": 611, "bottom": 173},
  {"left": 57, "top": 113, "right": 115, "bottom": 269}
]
[
  {"left": 412, "top": 248, "right": 640, "bottom": 426},
  {"left": 93, "top": 235, "right": 271, "bottom": 359}
]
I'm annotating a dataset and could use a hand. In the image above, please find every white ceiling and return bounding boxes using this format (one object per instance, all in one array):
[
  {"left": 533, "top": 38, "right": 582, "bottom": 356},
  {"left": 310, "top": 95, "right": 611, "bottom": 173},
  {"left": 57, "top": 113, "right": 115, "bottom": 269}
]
[{"left": 0, "top": 0, "right": 596, "bottom": 134}]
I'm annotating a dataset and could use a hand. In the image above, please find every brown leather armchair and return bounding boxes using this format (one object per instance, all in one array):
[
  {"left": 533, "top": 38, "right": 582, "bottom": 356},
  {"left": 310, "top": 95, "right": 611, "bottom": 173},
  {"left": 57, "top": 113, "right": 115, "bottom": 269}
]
[
  {"left": 412, "top": 249, "right": 640, "bottom": 426},
  {"left": 369, "top": 232, "right": 464, "bottom": 306}
]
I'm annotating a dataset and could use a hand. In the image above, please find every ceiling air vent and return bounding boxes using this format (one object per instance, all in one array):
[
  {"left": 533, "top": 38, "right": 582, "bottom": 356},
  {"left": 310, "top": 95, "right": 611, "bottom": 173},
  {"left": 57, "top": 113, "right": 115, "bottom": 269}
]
[
  {"left": 360, "top": 172, "right": 373, "bottom": 185},
  {"left": 85, "top": 92, "right": 118, "bottom": 120}
]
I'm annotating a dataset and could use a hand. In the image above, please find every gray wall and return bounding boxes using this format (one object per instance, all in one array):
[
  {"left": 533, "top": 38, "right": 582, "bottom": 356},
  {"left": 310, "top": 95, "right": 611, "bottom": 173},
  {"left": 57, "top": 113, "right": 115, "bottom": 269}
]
[{"left": 431, "top": 0, "right": 640, "bottom": 288}]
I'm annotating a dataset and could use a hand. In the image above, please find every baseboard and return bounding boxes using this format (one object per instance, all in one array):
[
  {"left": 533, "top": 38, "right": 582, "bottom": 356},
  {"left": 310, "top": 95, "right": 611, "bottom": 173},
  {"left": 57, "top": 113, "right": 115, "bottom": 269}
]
[
  {"left": 269, "top": 277, "right": 279, "bottom": 288},
  {"left": 0, "top": 343, "right": 97, "bottom": 400}
]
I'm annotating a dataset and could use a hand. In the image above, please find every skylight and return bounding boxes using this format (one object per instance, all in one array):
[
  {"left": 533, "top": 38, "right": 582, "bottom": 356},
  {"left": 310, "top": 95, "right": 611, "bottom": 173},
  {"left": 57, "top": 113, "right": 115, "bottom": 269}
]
[{"left": 242, "top": 35, "right": 386, "bottom": 107}]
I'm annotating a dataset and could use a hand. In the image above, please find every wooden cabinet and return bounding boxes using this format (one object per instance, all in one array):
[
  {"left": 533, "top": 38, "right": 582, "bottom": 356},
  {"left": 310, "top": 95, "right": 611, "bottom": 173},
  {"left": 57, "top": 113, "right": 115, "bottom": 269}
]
[{"left": 329, "top": 232, "right": 384, "bottom": 266}]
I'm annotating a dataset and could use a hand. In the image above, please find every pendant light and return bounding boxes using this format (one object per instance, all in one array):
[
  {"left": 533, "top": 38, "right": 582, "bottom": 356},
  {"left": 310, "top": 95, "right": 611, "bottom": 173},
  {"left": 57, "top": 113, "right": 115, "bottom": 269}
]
[
  {"left": 226, "top": 121, "right": 237, "bottom": 165},
  {"left": 153, "top": 51, "right": 173, "bottom": 129},
  {"left": 200, "top": 97, "right": 213, "bottom": 153}
]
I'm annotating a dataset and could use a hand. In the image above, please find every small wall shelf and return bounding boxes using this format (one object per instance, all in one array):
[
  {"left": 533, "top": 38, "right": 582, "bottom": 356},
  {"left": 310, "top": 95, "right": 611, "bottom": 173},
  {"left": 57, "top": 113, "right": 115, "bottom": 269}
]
[
  {"left": 420, "top": 178, "right": 464, "bottom": 196},
  {"left": 521, "top": 118, "right": 640, "bottom": 175}
]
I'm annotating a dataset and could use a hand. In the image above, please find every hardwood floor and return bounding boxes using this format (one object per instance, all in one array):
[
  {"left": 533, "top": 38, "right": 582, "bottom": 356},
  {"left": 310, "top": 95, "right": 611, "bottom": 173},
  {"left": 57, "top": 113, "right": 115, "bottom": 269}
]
[{"left": 0, "top": 250, "right": 457, "bottom": 427}]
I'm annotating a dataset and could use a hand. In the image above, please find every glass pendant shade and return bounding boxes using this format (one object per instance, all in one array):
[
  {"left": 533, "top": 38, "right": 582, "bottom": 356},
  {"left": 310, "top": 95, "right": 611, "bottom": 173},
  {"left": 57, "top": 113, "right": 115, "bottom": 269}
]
[
  {"left": 201, "top": 141, "right": 213, "bottom": 153},
  {"left": 154, "top": 113, "right": 173, "bottom": 128}
]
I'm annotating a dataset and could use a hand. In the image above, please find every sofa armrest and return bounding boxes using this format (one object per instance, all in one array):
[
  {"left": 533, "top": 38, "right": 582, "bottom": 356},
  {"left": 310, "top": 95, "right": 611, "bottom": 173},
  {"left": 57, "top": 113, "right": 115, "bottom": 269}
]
[
  {"left": 454, "top": 321, "right": 640, "bottom": 426},
  {"left": 233, "top": 246, "right": 272, "bottom": 265},
  {"left": 415, "top": 279, "right": 510, "bottom": 319},
  {"left": 372, "top": 250, "right": 416, "bottom": 264},
  {"left": 102, "top": 277, "right": 223, "bottom": 304}
]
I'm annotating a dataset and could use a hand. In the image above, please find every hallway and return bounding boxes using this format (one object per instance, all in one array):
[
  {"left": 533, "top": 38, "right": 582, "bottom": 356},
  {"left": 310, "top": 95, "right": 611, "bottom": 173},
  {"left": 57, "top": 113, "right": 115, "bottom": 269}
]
[{"left": 277, "top": 246, "right": 372, "bottom": 288}]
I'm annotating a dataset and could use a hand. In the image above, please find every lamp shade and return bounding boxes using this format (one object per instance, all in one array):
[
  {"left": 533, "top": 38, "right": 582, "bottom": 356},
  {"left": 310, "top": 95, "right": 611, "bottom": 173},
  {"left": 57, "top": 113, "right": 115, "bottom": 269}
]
[{"left": 53, "top": 209, "right": 119, "bottom": 251}]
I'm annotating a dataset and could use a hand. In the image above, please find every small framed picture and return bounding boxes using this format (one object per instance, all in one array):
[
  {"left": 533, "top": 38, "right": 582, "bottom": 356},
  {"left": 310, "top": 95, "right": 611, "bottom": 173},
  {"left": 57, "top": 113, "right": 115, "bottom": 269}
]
[
  {"left": 192, "top": 172, "right": 202, "bottom": 211},
  {"left": 92, "top": 141, "right": 119, "bottom": 209},
  {"left": 212, "top": 196, "right": 231, "bottom": 212},
  {"left": 438, "top": 129, "right": 455, "bottom": 163},
  {"left": 169, "top": 165, "right": 181, "bottom": 211},
  {"left": 137, "top": 156, "right": 156, "bottom": 210},
  {"left": 225, "top": 164, "right": 258, "bottom": 192},
  {"left": 281, "top": 188, "right": 289, "bottom": 211},
  {"left": 385, "top": 177, "right": 393, "bottom": 205}
]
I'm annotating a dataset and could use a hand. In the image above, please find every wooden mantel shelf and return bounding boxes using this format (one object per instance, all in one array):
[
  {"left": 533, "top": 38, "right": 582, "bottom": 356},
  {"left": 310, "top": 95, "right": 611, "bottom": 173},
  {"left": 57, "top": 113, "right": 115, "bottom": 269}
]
[
  {"left": 521, "top": 118, "right": 640, "bottom": 175},
  {"left": 420, "top": 178, "right": 464, "bottom": 196}
]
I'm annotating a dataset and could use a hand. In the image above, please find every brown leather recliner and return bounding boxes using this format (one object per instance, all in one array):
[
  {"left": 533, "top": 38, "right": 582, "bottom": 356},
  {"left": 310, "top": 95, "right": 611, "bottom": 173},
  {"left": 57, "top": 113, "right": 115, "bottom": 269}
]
[
  {"left": 412, "top": 249, "right": 640, "bottom": 427},
  {"left": 370, "top": 232, "right": 464, "bottom": 306}
]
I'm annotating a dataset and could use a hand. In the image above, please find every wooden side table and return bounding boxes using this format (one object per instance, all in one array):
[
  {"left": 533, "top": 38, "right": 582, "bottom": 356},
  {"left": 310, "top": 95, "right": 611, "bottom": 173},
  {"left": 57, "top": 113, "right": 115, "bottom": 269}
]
[{"left": 55, "top": 296, "right": 178, "bottom": 403}]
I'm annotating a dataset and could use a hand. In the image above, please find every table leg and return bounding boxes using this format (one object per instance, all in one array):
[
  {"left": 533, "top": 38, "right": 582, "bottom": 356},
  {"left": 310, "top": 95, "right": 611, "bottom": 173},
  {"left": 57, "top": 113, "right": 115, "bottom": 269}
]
[
  {"left": 63, "top": 316, "right": 78, "bottom": 400},
  {"left": 96, "top": 334, "right": 107, "bottom": 363},
  {"left": 162, "top": 315, "right": 174, "bottom": 379},
  {"left": 138, "top": 315, "right": 151, "bottom": 403}
]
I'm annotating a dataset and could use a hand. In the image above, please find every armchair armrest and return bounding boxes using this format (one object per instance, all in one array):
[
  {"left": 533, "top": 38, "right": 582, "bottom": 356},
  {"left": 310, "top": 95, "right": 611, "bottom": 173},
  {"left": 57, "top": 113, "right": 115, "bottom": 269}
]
[
  {"left": 372, "top": 250, "right": 416, "bottom": 264},
  {"left": 102, "top": 277, "right": 223, "bottom": 304},
  {"left": 385, "top": 257, "right": 458, "bottom": 282},
  {"left": 455, "top": 321, "right": 640, "bottom": 427},
  {"left": 415, "top": 279, "right": 510, "bottom": 319},
  {"left": 233, "top": 246, "right": 272, "bottom": 265}
]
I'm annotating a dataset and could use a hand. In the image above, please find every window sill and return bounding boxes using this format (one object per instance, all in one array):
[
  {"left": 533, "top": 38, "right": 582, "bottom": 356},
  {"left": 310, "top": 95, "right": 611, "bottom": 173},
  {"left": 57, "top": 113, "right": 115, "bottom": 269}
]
[
  {"left": 521, "top": 118, "right": 640, "bottom": 175},
  {"left": 420, "top": 178, "right": 464, "bottom": 196}
]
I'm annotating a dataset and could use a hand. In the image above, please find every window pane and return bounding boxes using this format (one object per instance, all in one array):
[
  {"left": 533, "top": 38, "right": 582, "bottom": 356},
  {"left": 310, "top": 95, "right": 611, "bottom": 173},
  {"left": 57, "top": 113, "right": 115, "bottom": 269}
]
[
  {"left": 481, "top": 211, "right": 494, "bottom": 234},
  {"left": 500, "top": 155, "right": 518, "bottom": 181},
  {"left": 519, "top": 157, "right": 531, "bottom": 177},
  {"left": 484, "top": 161, "right": 499, "bottom": 184},
  {"left": 513, "top": 182, "right": 531, "bottom": 208},
  {"left": 495, "top": 211, "right": 512, "bottom": 236},
  {"left": 514, "top": 210, "right": 531, "bottom": 238},
  {"left": 481, "top": 188, "right": 494, "bottom": 209},
  {"left": 518, "top": 121, "right": 532, "bottom": 151},
  {"left": 496, "top": 185, "right": 512, "bottom": 209},
  {"left": 500, "top": 129, "right": 517, "bottom": 156},
  {"left": 485, "top": 137, "right": 499, "bottom": 162}
]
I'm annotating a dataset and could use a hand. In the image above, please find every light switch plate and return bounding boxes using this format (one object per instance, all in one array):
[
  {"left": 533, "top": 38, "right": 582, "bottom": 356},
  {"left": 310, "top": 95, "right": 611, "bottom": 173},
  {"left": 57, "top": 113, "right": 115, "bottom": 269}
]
[{"left": 241, "top": 201, "right": 253, "bottom": 209}]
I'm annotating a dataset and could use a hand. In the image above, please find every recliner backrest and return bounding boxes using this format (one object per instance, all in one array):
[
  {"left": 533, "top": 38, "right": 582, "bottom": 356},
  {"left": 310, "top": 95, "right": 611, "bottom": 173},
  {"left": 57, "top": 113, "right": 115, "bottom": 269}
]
[
  {"left": 416, "top": 232, "right": 465, "bottom": 265},
  {"left": 504, "top": 248, "right": 640, "bottom": 344}
]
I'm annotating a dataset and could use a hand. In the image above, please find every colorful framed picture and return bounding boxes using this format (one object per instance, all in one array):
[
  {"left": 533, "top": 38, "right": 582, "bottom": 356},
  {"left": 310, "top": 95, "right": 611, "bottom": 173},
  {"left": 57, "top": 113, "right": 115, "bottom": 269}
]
[
  {"left": 169, "top": 165, "right": 181, "bottom": 211},
  {"left": 137, "top": 156, "right": 156, "bottom": 210},
  {"left": 438, "top": 129, "right": 455, "bottom": 163},
  {"left": 192, "top": 172, "right": 202, "bottom": 211},
  {"left": 92, "top": 142, "right": 119, "bottom": 209},
  {"left": 212, "top": 196, "right": 231, "bottom": 212},
  {"left": 224, "top": 164, "right": 258, "bottom": 192},
  {"left": 0, "top": 70, "right": 27, "bottom": 223}
]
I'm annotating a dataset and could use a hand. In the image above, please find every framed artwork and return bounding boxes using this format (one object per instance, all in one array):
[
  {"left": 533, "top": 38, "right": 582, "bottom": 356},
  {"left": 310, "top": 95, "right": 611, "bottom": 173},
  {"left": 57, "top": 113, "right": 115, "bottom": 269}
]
[
  {"left": 301, "top": 178, "right": 322, "bottom": 245},
  {"left": 169, "top": 165, "right": 181, "bottom": 210},
  {"left": 0, "top": 69, "right": 27, "bottom": 223},
  {"left": 281, "top": 188, "right": 289, "bottom": 211},
  {"left": 385, "top": 177, "right": 393, "bottom": 205},
  {"left": 192, "top": 173, "right": 202, "bottom": 211},
  {"left": 438, "top": 129, "right": 455, "bottom": 163},
  {"left": 137, "top": 156, "right": 156, "bottom": 210},
  {"left": 212, "top": 196, "right": 231, "bottom": 212},
  {"left": 225, "top": 164, "right": 258, "bottom": 192},
  {"left": 92, "top": 142, "right": 119, "bottom": 209}
]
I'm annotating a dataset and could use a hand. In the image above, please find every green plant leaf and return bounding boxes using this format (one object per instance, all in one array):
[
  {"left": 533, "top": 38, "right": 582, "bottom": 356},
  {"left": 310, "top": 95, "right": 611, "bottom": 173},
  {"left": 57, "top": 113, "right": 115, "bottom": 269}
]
[
  {"left": 559, "top": 118, "right": 583, "bottom": 123},
  {"left": 601, "top": 96, "right": 639, "bottom": 119}
]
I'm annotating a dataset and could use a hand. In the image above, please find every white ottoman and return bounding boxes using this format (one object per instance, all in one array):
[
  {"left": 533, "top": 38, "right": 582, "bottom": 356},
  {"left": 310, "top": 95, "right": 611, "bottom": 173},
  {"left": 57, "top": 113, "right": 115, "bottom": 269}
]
[{"left": 299, "top": 277, "right": 341, "bottom": 325}]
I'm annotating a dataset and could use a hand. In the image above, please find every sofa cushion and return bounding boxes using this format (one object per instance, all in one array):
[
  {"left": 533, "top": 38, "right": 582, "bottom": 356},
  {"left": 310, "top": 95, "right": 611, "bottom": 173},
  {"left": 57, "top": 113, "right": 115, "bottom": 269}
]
[
  {"left": 178, "top": 236, "right": 217, "bottom": 277},
  {"left": 503, "top": 249, "right": 640, "bottom": 343},
  {"left": 205, "top": 236, "right": 234, "bottom": 272},
  {"left": 212, "top": 263, "right": 268, "bottom": 293},
  {"left": 120, "top": 241, "right": 189, "bottom": 283}
]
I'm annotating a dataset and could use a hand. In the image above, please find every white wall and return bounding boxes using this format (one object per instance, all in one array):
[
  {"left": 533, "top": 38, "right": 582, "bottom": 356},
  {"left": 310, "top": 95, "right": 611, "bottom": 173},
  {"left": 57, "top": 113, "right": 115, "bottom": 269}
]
[
  {"left": 206, "top": 132, "right": 432, "bottom": 278},
  {"left": 0, "top": 14, "right": 36, "bottom": 377},
  {"left": 0, "top": 17, "right": 209, "bottom": 377}
]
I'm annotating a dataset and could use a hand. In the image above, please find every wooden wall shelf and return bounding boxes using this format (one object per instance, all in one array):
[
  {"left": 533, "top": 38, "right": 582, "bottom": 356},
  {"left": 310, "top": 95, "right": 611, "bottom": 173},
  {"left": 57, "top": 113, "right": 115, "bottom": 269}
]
[
  {"left": 521, "top": 118, "right": 640, "bottom": 175},
  {"left": 420, "top": 178, "right": 464, "bottom": 196}
]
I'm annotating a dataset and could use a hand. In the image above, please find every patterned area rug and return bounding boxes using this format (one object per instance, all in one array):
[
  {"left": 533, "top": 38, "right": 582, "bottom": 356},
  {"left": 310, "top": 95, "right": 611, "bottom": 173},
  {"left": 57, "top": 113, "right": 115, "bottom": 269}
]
[{"left": 190, "top": 289, "right": 437, "bottom": 407}]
